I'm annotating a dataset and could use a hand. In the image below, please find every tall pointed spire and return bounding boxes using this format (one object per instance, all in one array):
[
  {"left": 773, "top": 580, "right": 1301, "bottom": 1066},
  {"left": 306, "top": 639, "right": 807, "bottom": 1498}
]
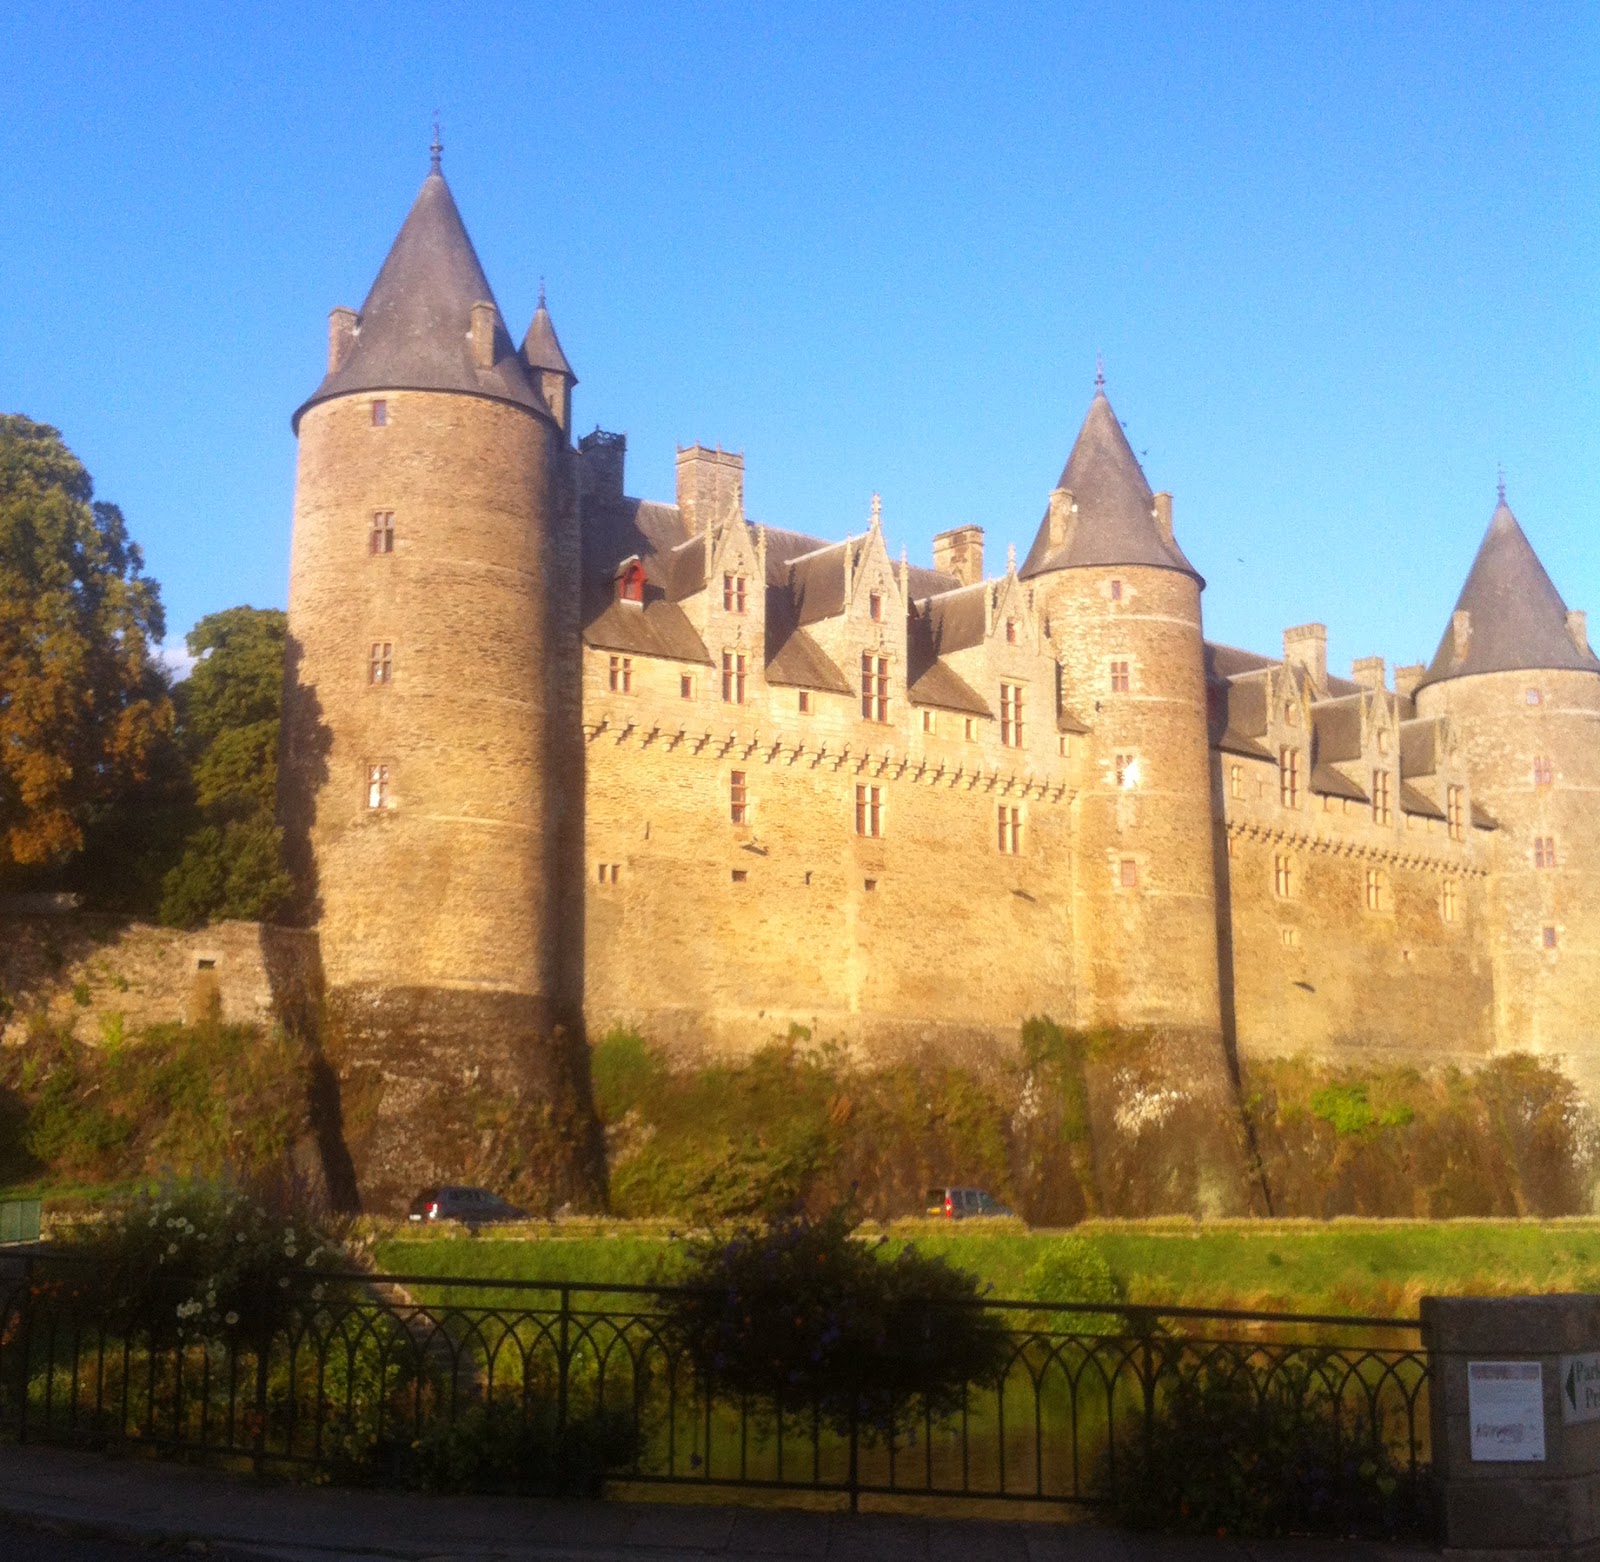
[
  {"left": 1417, "top": 490, "right": 1600, "bottom": 689},
  {"left": 294, "top": 163, "right": 549, "bottom": 431},
  {"left": 520, "top": 283, "right": 575, "bottom": 380},
  {"left": 1019, "top": 387, "right": 1200, "bottom": 582}
]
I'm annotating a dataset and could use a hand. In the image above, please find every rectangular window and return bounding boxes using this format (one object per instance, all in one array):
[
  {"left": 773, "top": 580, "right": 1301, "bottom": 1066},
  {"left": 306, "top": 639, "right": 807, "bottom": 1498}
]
[
  {"left": 1279, "top": 926, "right": 1301, "bottom": 949},
  {"left": 365, "top": 764, "right": 388, "bottom": 810},
  {"left": 596, "top": 863, "right": 620, "bottom": 885},
  {"left": 855, "top": 783, "right": 883, "bottom": 838},
  {"left": 1543, "top": 925, "right": 1559, "bottom": 949},
  {"left": 1059, "top": 734, "right": 1070, "bottom": 757},
  {"left": 921, "top": 708, "right": 935, "bottom": 733},
  {"left": 368, "top": 641, "right": 392, "bottom": 685},
  {"left": 1273, "top": 853, "right": 1293, "bottom": 898},
  {"left": 964, "top": 716, "right": 977, "bottom": 741},
  {"left": 1442, "top": 880, "right": 1458, "bottom": 923},
  {"left": 722, "top": 651, "right": 746, "bottom": 704},
  {"left": 1527, "top": 688, "right": 1542, "bottom": 706},
  {"left": 798, "top": 690, "right": 811, "bottom": 713},
  {"left": 729, "top": 770, "right": 747, "bottom": 825},
  {"left": 1279, "top": 747, "right": 1300, "bottom": 808},
  {"left": 1533, "top": 756, "right": 1554, "bottom": 786},
  {"left": 997, "top": 804, "right": 1021, "bottom": 855},
  {"left": 723, "top": 574, "right": 746, "bottom": 614},
  {"left": 1285, "top": 701, "right": 1300, "bottom": 728},
  {"left": 1114, "top": 752, "right": 1135, "bottom": 788},
  {"left": 860, "top": 654, "right": 889, "bottom": 722},
  {"left": 1005, "top": 618, "right": 1017, "bottom": 643},
  {"left": 369, "top": 511, "right": 394, "bottom": 555},
  {"left": 1110, "top": 579, "right": 1123, "bottom": 601},
  {"left": 371, "top": 400, "right": 387, "bottom": 427},
  {"left": 1109, "top": 660, "right": 1130, "bottom": 693},
  {"left": 1447, "top": 785, "right": 1465, "bottom": 840},
  {"left": 869, "top": 592, "right": 883, "bottom": 622},
  {"left": 730, "top": 868, "right": 748, "bottom": 884},
  {"left": 1535, "top": 836, "right": 1556, "bottom": 869},
  {"left": 680, "top": 673, "right": 694, "bottom": 700},
  {"left": 1230, "top": 764, "right": 1244, "bottom": 800},
  {"left": 1365, "top": 867, "right": 1385, "bottom": 911},
  {"left": 608, "top": 655, "right": 633, "bottom": 693},
  {"left": 1000, "top": 682, "right": 1024, "bottom": 747},
  {"left": 1371, "top": 769, "right": 1392, "bottom": 825},
  {"left": 1119, "top": 858, "right": 1138, "bottom": 888}
]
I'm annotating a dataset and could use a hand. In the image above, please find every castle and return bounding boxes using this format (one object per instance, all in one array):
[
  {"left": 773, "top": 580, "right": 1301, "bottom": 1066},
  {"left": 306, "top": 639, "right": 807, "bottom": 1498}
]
[{"left": 280, "top": 153, "right": 1600, "bottom": 1209}]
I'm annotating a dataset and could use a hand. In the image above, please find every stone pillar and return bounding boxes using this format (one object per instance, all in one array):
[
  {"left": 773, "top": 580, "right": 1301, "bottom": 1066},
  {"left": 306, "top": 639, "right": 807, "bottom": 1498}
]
[{"left": 1424, "top": 1294, "right": 1600, "bottom": 1556}]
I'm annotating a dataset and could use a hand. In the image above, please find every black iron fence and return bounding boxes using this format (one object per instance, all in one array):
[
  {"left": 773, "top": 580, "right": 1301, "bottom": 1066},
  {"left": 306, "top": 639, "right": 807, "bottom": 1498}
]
[{"left": 0, "top": 1258, "right": 1430, "bottom": 1520}]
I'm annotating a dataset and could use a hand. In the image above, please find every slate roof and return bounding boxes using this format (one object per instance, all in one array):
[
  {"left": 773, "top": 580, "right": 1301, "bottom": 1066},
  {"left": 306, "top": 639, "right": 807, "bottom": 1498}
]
[
  {"left": 1311, "top": 695, "right": 1364, "bottom": 764},
  {"left": 583, "top": 598, "right": 712, "bottom": 664},
  {"left": 521, "top": 294, "right": 575, "bottom": 379},
  {"left": 917, "top": 582, "right": 989, "bottom": 655},
  {"left": 1418, "top": 498, "right": 1600, "bottom": 690},
  {"left": 907, "top": 660, "right": 992, "bottom": 716},
  {"left": 294, "top": 168, "right": 549, "bottom": 431},
  {"left": 765, "top": 626, "right": 852, "bottom": 693},
  {"left": 1400, "top": 782, "right": 1446, "bottom": 821},
  {"left": 1310, "top": 763, "right": 1369, "bottom": 802},
  {"left": 1021, "top": 391, "right": 1201, "bottom": 582},
  {"left": 1399, "top": 719, "right": 1440, "bottom": 779}
]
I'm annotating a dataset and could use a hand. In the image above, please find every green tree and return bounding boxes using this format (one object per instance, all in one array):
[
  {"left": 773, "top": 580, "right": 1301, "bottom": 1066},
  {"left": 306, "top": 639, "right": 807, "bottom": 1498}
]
[
  {"left": 158, "top": 607, "right": 294, "bottom": 926},
  {"left": 0, "top": 415, "right": 171, "bottom": 876}
]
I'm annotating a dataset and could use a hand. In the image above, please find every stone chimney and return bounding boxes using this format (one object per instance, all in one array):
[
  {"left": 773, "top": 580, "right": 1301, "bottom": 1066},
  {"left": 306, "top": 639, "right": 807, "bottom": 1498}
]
[
  {"left": 1395, "top": 663, "right": 1425, "bottom": 700},
  {"left": 1568, "top": 610, "right": 1589, "bottom": 654},
  {"left": 932, "top": 525, "right": 984, "bottom": 587},
  {"left": 676, "top": 445, "right": 745, "bottom": 533},
  {"left": 1153, "top": 491, "right": 1175, "bottom": 546},
  {"left": 1047, "top": 488, "right": 1075, "bottom": 549},
  {"left": 578, "top": 429, "right": 626, "bottom": 499},
  {"left": 1283, "top": 623, "right": 1328, "bottom": 694},
  {"left": 470, "top": 301, "right": 498, "bottom": 369},
  {"left": 328, "top": 307, "right": 357, "bottom": 373},
  {"left": 1351, "top": 656, "right": 1387, "bottom": 691}
]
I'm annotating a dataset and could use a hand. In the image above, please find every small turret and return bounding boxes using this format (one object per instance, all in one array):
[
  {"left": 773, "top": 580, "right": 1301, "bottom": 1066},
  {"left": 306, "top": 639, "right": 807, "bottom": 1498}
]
[{"left": 521, "top": 283, "right": 577, "bottom": 437}]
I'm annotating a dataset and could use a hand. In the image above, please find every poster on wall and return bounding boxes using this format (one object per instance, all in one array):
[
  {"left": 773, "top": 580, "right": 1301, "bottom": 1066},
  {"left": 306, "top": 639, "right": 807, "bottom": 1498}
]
[{"left": 1469, "top": 1361, "right": 1546, "bottom": 1462}]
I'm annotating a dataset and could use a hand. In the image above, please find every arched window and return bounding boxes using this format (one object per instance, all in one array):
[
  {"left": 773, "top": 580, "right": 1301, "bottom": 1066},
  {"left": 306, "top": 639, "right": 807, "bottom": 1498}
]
[{"left": 617, "top": 559, "right": 646, "bottom": 604}]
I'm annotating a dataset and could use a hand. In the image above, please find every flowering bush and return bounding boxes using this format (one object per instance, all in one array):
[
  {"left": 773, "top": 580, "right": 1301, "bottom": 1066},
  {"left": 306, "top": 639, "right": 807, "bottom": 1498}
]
[
  {"left": 659, "top": 1202, "right": 1011, "bottom": 1439},
  {"left": 62, "top": 1184, "right": 349, "bottom": 1343}
]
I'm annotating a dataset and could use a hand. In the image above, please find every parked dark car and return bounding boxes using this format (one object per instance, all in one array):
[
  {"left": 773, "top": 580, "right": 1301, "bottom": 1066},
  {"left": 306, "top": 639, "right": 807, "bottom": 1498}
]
[
  {"left": 926, "top": 1186, "right": 1012, "bottom": 1219},
  {"left": 407, "top": 1186, "right": 529, "bottom": 1227}
]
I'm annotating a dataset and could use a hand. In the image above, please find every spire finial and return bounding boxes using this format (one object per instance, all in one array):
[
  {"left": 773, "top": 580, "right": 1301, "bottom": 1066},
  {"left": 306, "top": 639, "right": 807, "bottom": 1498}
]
[
  {"left": 430, "top": 112, "right": 443, "bottom": 173},
  {"left": 870, "top": 492, "right": 882, "bottom": 529},
  {"left": 1094, "top": 353, "right": 1105, "bottom": 394},
  {"left": 1497, "top": 463, "right": 1507, "bottom": 505},
  {"left": 538, "top": 276, "right": 546, "bottom": 310}
]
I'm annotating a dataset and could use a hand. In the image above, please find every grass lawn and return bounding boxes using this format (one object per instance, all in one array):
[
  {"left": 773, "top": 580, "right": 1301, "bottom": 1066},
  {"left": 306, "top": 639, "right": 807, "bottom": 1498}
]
[{"left": 372, "top": 1214, "right": 1600, "bottom": 1318}]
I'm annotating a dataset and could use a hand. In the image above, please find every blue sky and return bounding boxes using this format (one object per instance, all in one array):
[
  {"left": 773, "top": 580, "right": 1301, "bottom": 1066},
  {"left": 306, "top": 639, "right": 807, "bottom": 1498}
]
[{"left": 3, "top": 3, "right": 1596, "bottom": 679}]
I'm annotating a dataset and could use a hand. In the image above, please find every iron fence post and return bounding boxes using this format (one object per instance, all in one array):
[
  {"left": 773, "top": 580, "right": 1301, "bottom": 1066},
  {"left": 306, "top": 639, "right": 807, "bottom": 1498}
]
[
  {"left": 557, "top": 1285, "right": 570, "bottom": 1435},
  {"left": 15, "top": 1255, "right": 34, "bottom": 1444},
  {"left": 252, "top": 1341, "right": 269, "bottom": 1476},
  {"left": 848, "top": 1391, "right": 860, "bottom": 1514}
]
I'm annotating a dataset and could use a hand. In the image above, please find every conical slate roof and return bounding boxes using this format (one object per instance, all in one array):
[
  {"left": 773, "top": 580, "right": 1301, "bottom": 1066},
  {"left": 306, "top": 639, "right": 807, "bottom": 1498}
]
[
  {"left": 1020, "top": 390, "right": 1200, "bottom": 581},
  {"left": 1416, "top": 497, "right": 1600, "bottom": 690},
  {"left": 521, "top": 293, "right": 575, "bottom": 380},
  {"left": 293, "top": 167, "right": 548, "bottom": 430}
]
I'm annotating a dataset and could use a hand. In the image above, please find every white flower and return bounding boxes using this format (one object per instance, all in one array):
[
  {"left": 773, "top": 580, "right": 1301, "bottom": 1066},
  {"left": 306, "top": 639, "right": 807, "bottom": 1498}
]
[
  {"left": 278, "top": 1277, "right": 289, "bottom": 1288},
  {"left": 237, "top": 1233, "right": 247, "bottom": 1243},
  {"left": 225, "top": 1311, "right": 239, "bottom": 1325},
  {"left": 312, "top": 1284, "right": 325, "bottom": 1302},
  {"left": 167, "top": 1243, "right": 178, "bottom": 1255}
]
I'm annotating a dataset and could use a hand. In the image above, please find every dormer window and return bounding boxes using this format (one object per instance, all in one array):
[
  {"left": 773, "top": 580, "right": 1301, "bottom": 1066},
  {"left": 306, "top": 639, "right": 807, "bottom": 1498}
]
[
  {"left": 1284, "top": 702, "right": 1299, "bottom": 727},
  {"left": 723, "top": 573, "right": 747, "bottom": 614},
  {"left": 617, "top": 559, "right": 646, "bottom": 605},
  {"left": 869, "top": 592, "right": 883, "bottom": 622}
]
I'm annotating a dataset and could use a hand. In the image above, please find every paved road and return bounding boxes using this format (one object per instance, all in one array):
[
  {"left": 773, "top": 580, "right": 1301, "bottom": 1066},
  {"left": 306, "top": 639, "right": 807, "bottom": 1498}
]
[{"left": 0, "top": 1513, "right": 253, "bottom": 1561}]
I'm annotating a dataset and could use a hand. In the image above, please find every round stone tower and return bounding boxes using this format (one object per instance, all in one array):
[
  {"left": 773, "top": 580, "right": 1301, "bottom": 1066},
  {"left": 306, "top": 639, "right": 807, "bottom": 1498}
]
[
  {"left": 281, "top": 150, "right": 591, "bottom": 1210},
  {"left": 1021, "top": 383, "right": 1248, "bottom": 1213},
  {"left": 1414, "top": 491, "right": 1600, "bottom": 1096}
]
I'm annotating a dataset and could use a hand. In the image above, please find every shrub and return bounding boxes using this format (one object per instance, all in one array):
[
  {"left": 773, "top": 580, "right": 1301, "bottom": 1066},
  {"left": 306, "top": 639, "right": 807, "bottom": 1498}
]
[
  {"left": 1103, "top": 1353, "right": 1428, "bottom": 1539},
  {"left": 1024, "top": 1238, "right": 1125, "bottom": 1334},
  {"left": 659, "top": 1201, "right": 1012, "bottom": 1440},
  {"left": 61, "top": 1183, "right": 350, "bottom": 1344},
  {"left": 370, "top": 1400, "right": 637, "bottom": 1497}
]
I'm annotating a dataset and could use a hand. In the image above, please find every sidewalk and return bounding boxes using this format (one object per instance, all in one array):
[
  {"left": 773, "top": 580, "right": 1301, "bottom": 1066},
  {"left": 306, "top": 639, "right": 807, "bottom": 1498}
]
[{"left": 0, "top": 1441, "right": 1434, "bottom": 1562}]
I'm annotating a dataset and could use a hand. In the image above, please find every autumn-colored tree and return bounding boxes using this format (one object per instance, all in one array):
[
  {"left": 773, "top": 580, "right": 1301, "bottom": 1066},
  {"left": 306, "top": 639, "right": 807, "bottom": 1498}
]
[
  {"left": 158, "top": 606, "right": 294, "bottom": 926},
  {"left": 0, "top": 415, "right": 171, "bottom": 877}
]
